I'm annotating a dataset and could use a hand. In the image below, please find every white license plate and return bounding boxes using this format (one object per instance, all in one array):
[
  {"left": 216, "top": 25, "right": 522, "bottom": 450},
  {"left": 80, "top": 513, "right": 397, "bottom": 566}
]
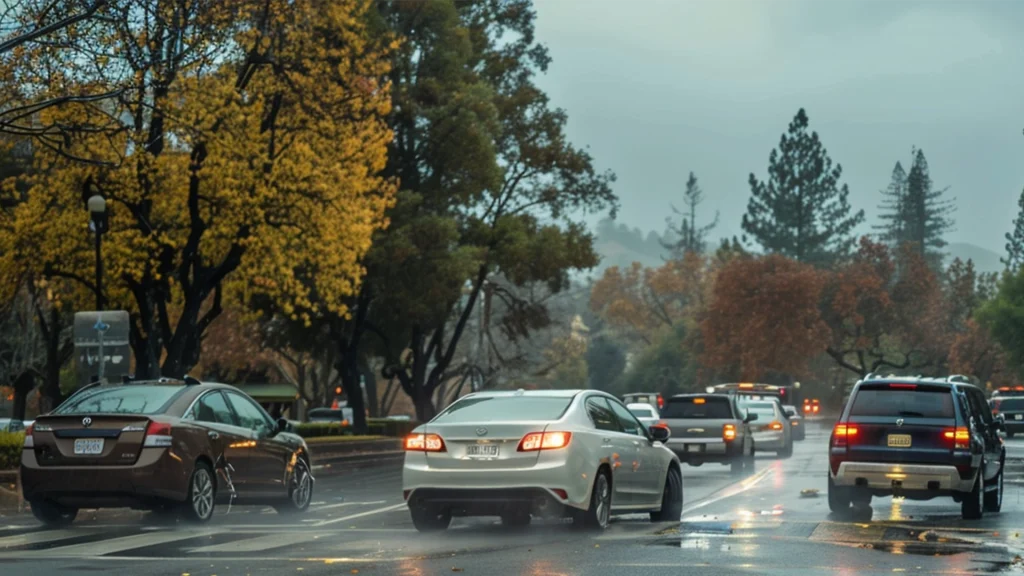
[
  {"left": 887, "top": 434, "right": 912, "bottom": 448},
  {"left": 1015, "top": 414, "right": 1022, "bottom": 421},
  {"left": 466, "top": 444, "right": 499, "bottom": 457},
  {"left": 685, "top": 444, "right": 702, "bottom": 453},
  {"left": 73, "top": 438, "right": 104, "bottom": 455}
]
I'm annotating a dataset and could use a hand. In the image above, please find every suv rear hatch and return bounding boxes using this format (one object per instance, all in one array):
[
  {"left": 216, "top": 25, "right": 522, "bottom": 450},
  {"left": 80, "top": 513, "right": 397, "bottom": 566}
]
[
  {"left": 661, "top": 396, "right": 735, "bottom": 439},
  {"left": 843, "top": 383, "right": 958, "bottom": 465}
]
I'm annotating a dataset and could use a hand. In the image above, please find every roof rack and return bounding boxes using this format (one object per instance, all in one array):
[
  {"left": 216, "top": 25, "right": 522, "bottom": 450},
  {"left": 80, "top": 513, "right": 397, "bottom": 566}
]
[{"left": 946, "top": 374, "right": 971, "bottom": 383}]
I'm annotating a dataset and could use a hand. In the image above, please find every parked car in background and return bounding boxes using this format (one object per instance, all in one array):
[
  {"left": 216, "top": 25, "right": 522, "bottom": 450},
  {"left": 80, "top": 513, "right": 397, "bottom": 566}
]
[
  {"left": 307, "top": 407, "right": 354, "bottom": 426},
  {"left": 782, "top": 405, "right": 805, "bottom": 441},
  {"left": 659, "top": 393, "right": 757, "bottom": 474},
  {"left": 739, "top": 398, "right": 793, "bottom": 457},
  {"left": 627, "top": 403, "right": 660, "bottom": 429},
  {"left": 21, "top": 378, "right": 314, "bottom": 528}
]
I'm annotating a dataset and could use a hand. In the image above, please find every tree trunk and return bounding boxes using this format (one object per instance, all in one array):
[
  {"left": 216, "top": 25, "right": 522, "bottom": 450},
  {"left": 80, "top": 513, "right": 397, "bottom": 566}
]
[
  {"left": 40, "top": 308, "right": 64, "bottom": 413},
  {"left": 338, "top": 356, "right": 367, "bottom": 434},
  {"left": 11, "top": 371, "right": 35, "bottom": 421},
  {"left": 360, "top": 355, "right": 379, "bottom": 418}
]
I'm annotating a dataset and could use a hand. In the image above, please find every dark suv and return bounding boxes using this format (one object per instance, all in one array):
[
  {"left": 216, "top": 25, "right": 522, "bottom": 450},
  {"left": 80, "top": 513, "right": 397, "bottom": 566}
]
[{"left": 828, "top": 376, "right": 1005, "bottom": 520}]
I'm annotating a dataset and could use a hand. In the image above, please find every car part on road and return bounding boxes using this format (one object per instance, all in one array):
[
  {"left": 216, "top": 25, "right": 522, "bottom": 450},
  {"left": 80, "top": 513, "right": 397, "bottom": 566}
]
[
  {"left": 275, "top": 457, "right": 314, "bottom": 514},
  {"left": 650, "top": 466, "right": 683, "bottom": 522}
]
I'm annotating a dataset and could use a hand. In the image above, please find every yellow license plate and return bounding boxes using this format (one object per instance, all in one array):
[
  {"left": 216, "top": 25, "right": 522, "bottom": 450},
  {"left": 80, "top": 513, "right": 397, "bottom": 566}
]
[{"left": 887, "top": 434, "right": 912, "bottom": 448}]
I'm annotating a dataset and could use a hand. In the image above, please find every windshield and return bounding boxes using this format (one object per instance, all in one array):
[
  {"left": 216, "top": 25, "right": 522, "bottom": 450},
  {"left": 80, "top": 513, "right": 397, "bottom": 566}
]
[
  {"left": 433, "top": 396, "right": 572, "bottom": 423},
  {"left": 53, "top": 386, "right": 183, "bottom": 416}
]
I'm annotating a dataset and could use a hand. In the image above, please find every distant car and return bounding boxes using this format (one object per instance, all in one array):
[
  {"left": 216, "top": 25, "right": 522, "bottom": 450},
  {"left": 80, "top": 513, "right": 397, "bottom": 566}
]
[
  {"left": 307, "top": 407, "right": 354, "bottom": 426},
  {"left": 782, "top": 405, "right": 805, "bottom": 441},
  {"left": 990, "top": 397, "right": 1024, "bottom": 438},
  {"left": 0, "top": 418, "right": 31, "bottom": 433},
  {"left": 402, "top": 389, "right": 683, "bottom": 532},
  {"left": 829, "top": 377, "right": 1005, "bottom": 520},
  {"left": 21, "top": 379, "right": 314, "bottom": 528},
  {"left": 739, "top": 399, "right": 793, "bottom": 458},
  {"left": 622, "top": 392, "right": 664, "bottom": 412},
  {"left": 659, "top": 393, "right": 757, "bottom": 474},
  {"left": 627, "top": 403, "right": 660, "bottom": 428},
  {"left": 803, "top": 398, "right": 821, "bottom": 418}
]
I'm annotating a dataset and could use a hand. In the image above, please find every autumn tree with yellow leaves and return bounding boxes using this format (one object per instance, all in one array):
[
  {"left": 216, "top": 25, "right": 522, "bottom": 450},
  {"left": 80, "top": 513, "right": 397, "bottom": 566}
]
[{"left": 0, "top": 0, "right": 396, "bottom": 380}]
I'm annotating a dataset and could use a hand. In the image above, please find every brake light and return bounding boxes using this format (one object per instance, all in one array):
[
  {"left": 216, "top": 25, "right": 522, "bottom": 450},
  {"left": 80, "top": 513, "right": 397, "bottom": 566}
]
[
  {"left": 693, "top": 398, "right": 706, "bottom": 404},
  {"left": 404, "top": 433, "right": 445, "bottom": 452},
  {"left": 812, "top": 405, "right": 819, "bottom": 413},
  {"left": 1016, "top": 387, "right": 1024, "bottom": 391},
  {"left": 23, "top": 424, "right": 33, "bottom": 448},
  {"left": 143, "top": 421, "right": 173, "bottom": 448},
  {"left": 739, "top": 383, "right": 754, "bottom": 389},
  {"left": 518, "top": 431, "right": 572, "bottom": 451},
  {"left": 803, "top": 404, "right": 812, "bottom": 413},
  {"left": 833, "top": 424, "right": 857, "bottom": 447},
  {"left": 943, "top": 427, "right": 970, "bottom": 450},
  {"left": 723, "top": 424, "right": 736, "bottom": 441},
  {"left": 657, "top": 395, "right": 664, "bottom": 409},
  {"left": 889, "top": 383, "right": 917, "bottom": 390}
]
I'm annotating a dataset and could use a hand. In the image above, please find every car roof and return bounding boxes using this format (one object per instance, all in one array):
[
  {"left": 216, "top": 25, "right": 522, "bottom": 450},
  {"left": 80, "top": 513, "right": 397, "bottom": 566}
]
[
  {"left": 465, "top": 389, "right": 587, "bottom": 399},
  {"left": 669, "top": 393, "right": 731, "bottom": 399}
]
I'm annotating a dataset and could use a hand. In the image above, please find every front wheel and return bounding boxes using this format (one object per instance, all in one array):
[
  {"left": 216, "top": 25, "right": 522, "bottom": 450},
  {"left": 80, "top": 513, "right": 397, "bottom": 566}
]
[
  {"left": 30, "top": 501, "right": 77, "bottom": 528},
  {"left": 275, "top": 458, "right": 314, "bottom": 514},
  {"left": 984, "top": 466, "right": 1003, "bottom": 513},
  {"left": 650, "top": 466, "right": 683, "bottom": 522}
]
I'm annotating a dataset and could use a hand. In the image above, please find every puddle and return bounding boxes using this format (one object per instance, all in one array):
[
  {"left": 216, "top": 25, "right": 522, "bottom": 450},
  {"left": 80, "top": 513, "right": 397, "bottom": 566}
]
[
  {"left": 857, "top": 541, "right": 972, "bottom": 556},
  {"left": 679, "top": 521, "right": 734, "bottom": 534}
]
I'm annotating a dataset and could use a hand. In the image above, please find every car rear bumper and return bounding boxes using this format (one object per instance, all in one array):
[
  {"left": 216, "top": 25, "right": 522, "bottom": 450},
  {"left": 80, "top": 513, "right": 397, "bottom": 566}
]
[
  {"left": 21, "top": 447, "right": 191, "bottom": 508},
  {"left": 753, "top": 430, "right": 786, "bottom": 451},
  {"left": 402, "top": 454, "right": 588, "bottom": 511},
  {"left": 831, "top": 461, "right": 975, "bottom": 493}
]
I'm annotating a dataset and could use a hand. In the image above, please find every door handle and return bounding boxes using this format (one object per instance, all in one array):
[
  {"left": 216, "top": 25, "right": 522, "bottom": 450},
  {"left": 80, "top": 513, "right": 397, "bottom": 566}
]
[{"left": 208, "top": 431, "right": 220, "bottom": 440}]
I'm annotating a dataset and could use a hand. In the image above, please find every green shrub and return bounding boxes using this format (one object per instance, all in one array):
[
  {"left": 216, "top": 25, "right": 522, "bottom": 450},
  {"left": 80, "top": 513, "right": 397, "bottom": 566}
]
[
  {"left": 366, "top": 419, "right": 419, "bottom": 438},
  {"left": 0, "top": 432, "right": 23, "bottom": 470}
]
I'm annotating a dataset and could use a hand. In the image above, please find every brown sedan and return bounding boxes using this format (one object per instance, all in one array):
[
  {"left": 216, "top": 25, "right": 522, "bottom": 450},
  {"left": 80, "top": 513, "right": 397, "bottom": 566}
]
[{"left": 21, "top": 378, "right": 314, "bottom": 527}]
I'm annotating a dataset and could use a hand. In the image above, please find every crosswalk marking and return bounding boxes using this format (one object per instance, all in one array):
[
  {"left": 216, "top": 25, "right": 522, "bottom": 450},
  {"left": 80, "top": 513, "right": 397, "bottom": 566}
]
[
  {"left": 0, "top": 528, "right": 90, "bottom": 548},
  {"left": 187, "top": 531, "right": 328, "bottom": 554},
  {"left": 29, "top": 529, "right": 216, "bottom": 557}
]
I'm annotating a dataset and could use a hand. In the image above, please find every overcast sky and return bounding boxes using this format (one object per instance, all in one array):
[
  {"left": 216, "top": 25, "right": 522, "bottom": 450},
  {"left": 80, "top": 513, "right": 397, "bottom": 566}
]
[{"left": 533, "top": 0, "right": 1024, "bottom": 254}]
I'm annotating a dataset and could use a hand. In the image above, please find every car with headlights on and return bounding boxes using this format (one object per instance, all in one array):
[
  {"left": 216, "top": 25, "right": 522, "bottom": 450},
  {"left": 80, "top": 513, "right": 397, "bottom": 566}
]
[
  {"left": 401, "top": 389, "right": 683, "bottom": 532},
  {"left": 739, "top": 399, "right": 793, "bottom": 458},
  {"left": 21, "top": 378, "right": 314, "bottom": 527}
]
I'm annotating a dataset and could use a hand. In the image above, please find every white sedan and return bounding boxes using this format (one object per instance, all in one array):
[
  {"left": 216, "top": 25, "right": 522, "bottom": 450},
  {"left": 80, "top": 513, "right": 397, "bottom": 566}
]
[
  {"left": 401, "top": 389, "right": 683, "bottom": 532},
  {"left": 627, "top": 403, "right": 661, "bottom": 429}
]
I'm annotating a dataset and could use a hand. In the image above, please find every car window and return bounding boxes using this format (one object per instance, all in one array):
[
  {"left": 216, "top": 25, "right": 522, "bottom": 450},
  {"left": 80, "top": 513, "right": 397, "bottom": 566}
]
[
  {"left": 225, "top": 392, "right": 274, "bottom": 433},
  {"left": 967, "top": 388, "right": 993, "bottom": 425},
  {"left": 629, "top": 407, "right": 655, "bottom": 418},
  {"left": 54, "top": 385, "right": 184, "bottom": 415},
  {"left": 662, "top": 396, "right": 733, "bottom": 419},
  {"left": 189, "top": 392, "right": 237, "bottom": 426},
  {"left": 608, "top": 400, "right": 645, "bottom": 436},
  {"left": 586, "top": 397, "right": 621, "bottom": 432},
  {"left": 433, "top": 396, "right": 573, "bottom": 423},
  {"left": 850, "top": 389, "right": 954, "bottom": 418}
]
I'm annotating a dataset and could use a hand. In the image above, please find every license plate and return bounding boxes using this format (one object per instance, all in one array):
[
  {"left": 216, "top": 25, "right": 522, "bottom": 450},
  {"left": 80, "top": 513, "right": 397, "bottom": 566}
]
[
  {"left": 73, "top": 438, "right": 104, "bottom": 455},
  {"left": 466, "top": 444, "right": 499, "bottom": 457},
  {"left": 685, "top": 444, "right": 702, "bottom": 453},
  {"left": 1015, "top": 414, "right": 1022, "bottom": 421},
  {"left": 887, "top": 434, "right": 912, "bottom": 448}
]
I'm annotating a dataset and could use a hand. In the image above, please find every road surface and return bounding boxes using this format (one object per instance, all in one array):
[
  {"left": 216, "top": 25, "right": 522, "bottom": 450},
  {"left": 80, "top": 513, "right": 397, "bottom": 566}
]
[{"left": 4, "top": 425, "right": 1024, "bottom": 575}]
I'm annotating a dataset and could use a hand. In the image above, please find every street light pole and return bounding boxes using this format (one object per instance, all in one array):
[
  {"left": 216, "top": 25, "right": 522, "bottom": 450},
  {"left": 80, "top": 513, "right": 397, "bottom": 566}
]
[{"left": 87, "top": 195, "right": 107, "bottom": 311}]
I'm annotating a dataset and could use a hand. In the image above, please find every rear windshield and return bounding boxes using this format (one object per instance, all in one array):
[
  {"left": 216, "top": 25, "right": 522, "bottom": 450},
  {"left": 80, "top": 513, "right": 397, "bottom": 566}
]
[
  {"left": 740, "top": 402, "right": 777, "bottom": 416},
  {"left": 629, "top": 407, "right": 655, "bottom": 418},
  {"left": 850, "top": 389, "right": 954, "bottom": 418},
  {"left": 995, "top": 398, "right": 1024, "bottom": 411},
  {"left": 661, "top": 397, "right": 733, "bottom": 419},
  {"left": 54, "top": 386, "right": 183, "bottom": 415},
  {"left": 433, "top": 396, "right": 572, "bottom": 423}
]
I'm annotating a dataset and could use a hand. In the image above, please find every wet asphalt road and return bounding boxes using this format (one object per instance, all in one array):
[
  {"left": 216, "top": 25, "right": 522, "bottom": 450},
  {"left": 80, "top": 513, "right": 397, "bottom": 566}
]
[{"left": 5, "top": 425, "right": 1024, "bottom": 575}]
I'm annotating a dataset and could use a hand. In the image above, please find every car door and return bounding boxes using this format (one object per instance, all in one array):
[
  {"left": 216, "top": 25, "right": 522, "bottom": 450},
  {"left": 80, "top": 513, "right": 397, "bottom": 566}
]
[
  {"left": 225, "top": 390, "right": 292, "bottom": 497},
  {"left": 585, "top": 396, "right": 634, "bottom": 507},
  {"left": 608, "top": 398, "right": 662, "bottom": 507},
  {"left": 966, "top": 387, "right": 1002, "bottom": 482},
  {"left": 184, "top": 390, "right": 253, "bottom": 497}
]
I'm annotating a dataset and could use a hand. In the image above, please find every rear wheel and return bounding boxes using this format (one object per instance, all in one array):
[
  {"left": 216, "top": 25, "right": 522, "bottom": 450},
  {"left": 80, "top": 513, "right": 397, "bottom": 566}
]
[
  {"left": 30, "top": 501, "right": 77, "bottom": 528},
  {"left": 650, "top": 466, "right": 683, "bottom": 522},
  {"left": 410, "top": 506, "right": 452, "bottom": 532},
  {"left": 984, "top": 466, "right": 1003, "bottom": 513},
  {"left": 827, "top": 474, "right": 851, "bottom": 513},
  {"left": 181, "top": 462, "right": 216, "bottom": 524},
  {"left": 275, "top": 458, "right": 313, "bottom": 514},
  {"left": 575, "top": 470, "right": 612, "bottom": 530},
  {"left": 961, "top": 472, "right": 984, "bottom": 520}
]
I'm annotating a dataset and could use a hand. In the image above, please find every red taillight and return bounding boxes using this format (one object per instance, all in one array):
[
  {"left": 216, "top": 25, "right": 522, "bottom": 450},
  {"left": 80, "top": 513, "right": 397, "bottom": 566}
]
[
  {"left": 143, "top": 420, "right": 173, "bottom": 448},
  {"left": 943, "top": 427, "right": 970, "bottom": 450},
  {"left": 657, "top": 395, "right": 664, "bottom": 409},
  {"left": 404, "top": 433, "right": 445, "bottom": 452},
  {"left": 812, "top": 405, "right": 819, "bottom": 413},
  {"left": 833, "top": 424, "right": 858, "bottom": 447},
  {"left": 889, "top": 383, "right": 917, "bottom": 390},
  {"left": 518, "top": 431, "right": 572, "bottom": 452},
  {"left": 723, "top": 424, "right": 736, "bottom": 441}
]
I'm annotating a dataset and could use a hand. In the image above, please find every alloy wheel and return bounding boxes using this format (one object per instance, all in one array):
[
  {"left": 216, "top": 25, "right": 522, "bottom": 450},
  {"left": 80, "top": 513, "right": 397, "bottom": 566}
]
[{"left": 192, "top": 468, "right": 214, "bottom": 520}]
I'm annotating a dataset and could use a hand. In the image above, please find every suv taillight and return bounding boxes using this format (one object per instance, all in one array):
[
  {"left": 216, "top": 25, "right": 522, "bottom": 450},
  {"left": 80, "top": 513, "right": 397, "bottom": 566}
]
[
  {"left": 832, "top": 424, "right": 857, "bottom": 447},
  {"left": 943, "top": 427, "right": 970, "bottom": 450},
  {"left": 143, "top": 421, "right": 173, "bottom": 448}
]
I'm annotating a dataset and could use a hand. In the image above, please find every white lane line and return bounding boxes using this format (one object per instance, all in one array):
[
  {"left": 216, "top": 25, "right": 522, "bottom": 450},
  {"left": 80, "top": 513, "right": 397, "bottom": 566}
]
[
  {"left": 188, "top": 531, "right": 329, "bottom": 554},
  {"left": 312, "top": 503, "right": 407, "bottom": 527},
  {"left": 314, "top": 500, "right": 386, "bottom": 511},
  {"left": 0, "top": 528, "right": 95, "bottom": 548},
  {"left": 32, "top": 529, "right": 216, "bottom": 557},
  {"left": 681, "top": 467, "right": 774, "bottom": 515}
]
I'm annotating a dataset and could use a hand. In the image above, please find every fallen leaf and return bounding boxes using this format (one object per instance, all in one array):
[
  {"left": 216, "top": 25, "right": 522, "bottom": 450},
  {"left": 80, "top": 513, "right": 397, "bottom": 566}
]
[{"left": 594, "top": 544, "right": 600, "bottom": 548}]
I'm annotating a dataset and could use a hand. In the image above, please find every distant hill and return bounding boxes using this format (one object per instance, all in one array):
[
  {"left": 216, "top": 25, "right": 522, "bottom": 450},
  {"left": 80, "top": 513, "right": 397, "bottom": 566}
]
[{"left": 945, "top": 242, "right": 1003, "bottom": 275}]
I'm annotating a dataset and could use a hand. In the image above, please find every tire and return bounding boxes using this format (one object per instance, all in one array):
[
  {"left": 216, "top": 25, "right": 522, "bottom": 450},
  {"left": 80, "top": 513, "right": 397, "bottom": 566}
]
[
  {"left": 181, "top": 461, "right": 216, "bottom": 524},
  {"left": 575, "top": 469, "right": 612, "bottom": 530},
  {"left": 779, "top": 440, "right": 793, "bottom": 459},
  {"left": 30, "top": 501, "right": 77, "bottom": 528},
  {"left": 984, "top": 466, "right": 1003, "bottom": 513},
  {"left": 410, "top": 506, "right": 452, "bottom": 532},
  {"left": 274, "top": 457, "right": 313, "bottom": 514},
  {"left": 650, "top": 466, "right": 684, "bottom": 522},
  {"left": 500, "top": 511, "right": 531, "bottom": 528},
  {"left": 827, "top": 473, "right": 851, "bottom": 513},
  {"left": 961, "top": 472, "right": 984, "bottom": 520}
]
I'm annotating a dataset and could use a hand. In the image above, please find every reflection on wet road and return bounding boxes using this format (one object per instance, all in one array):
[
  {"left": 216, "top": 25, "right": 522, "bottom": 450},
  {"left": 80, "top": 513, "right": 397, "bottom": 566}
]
[{"left": 5, "top": 425, "right": 1024, "bottom": 575}]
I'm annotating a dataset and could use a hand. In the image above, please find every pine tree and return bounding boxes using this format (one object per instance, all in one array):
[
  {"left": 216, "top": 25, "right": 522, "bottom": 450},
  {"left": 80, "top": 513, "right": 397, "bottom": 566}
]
[
  {"left": 1002, "top": 188, "right": 1024, "bottom": 271},
  {"left": 903, "top": 148, "right": 955, "bottom": 269},
  {"left": 874, "top": 162, "right": 908, "bottom": 246},
  {"left": 741, "top": 108, "right": 865, "bottom": 266},
  {"left": 662, "top": 171, "right": 718, "bottom": 257}
]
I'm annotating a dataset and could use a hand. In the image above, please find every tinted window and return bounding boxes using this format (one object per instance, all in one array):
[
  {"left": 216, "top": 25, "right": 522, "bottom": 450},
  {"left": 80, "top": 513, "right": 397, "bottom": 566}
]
[
  {"left": 190, "top": 392, "right": 237, "bottom": 426},
  {"left": 850, "top": 390, "right": 954, "bottom": 418},
  {"left": 434, "top": 396, "right": 572, "bottom": 423},
  {"left": 662, "top": 397, "right": 733, "bottom": 419},
  {"left": 967, "top": 388, "right": 993, "bottom": 424},
  {"left": 586, "top": 397, "right": 620, "bottom": 432},
  {"left": 55, "top": 385, "right": 182, "bottom": 415},
  {"left": 226, "top": 392, "right": 274, "bottom": 432},
  {"left": 996, "top": 398, "right": 1024, "bottom": 411},
  {"left": 608, "top": 400, "right": 644, "bottom": 436},
  {"left": 629, "top": 407, "right": 655, "bottom": 418}
]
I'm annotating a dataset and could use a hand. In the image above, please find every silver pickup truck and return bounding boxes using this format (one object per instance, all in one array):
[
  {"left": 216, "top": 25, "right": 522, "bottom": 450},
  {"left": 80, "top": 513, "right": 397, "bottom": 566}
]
[{"left": 661, "top": 393, "right": 758, "bottom": 474}]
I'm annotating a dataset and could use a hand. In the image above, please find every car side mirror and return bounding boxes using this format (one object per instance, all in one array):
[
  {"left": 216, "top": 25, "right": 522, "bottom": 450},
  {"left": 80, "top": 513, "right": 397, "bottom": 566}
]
[
  {"left": 744, "top": 412, "right": 758, "bottom": 423},
  {"left": 276, "top": 418, "right": 289, "bottom": 434},
  {"left": 649, "top": 424, "right": 671, "bottom": 442}
]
